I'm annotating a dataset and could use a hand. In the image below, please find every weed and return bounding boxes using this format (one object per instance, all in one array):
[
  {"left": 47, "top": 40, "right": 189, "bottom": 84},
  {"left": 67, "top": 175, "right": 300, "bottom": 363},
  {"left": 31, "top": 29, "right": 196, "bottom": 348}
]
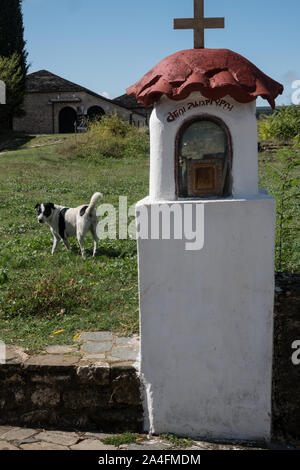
[
  {"left": 102, "top": 432, "right": 138, "bottom": 446},
  {"left": 161, "top": 433, "right": 194, "bottom": 448}
]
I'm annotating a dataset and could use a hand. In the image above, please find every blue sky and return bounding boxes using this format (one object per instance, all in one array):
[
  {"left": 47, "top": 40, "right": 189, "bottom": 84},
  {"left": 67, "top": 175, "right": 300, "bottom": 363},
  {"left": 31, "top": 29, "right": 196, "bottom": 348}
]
[{"left": 22, "top": 0, "right": 299, "bottom": 106}]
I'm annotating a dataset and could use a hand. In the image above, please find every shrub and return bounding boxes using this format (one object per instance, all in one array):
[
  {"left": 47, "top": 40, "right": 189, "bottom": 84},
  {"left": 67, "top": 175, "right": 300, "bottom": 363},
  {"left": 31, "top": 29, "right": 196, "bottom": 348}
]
[
  {"left": 258, "top": 105, "right": 300, "bottom": 143},
  {"left": 62, "top": 114, "right": 149, "bottom": 161},
  {"left": 263, "top": 146, "right": 300, "bottom": 272}
]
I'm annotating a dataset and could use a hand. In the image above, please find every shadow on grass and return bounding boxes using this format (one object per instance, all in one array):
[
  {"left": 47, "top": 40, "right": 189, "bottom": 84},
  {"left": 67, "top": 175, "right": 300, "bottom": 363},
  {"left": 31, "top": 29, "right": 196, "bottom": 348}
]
[
  {"left": 63, "top": 244, "right": 131, "bottom": 259},
  {"left": 66, "top": 245, "right": 136, "bottom": 259},
  {"left": 0, "top": 131, "right": 34, "bottom": 152},
  {"left": 96, "top": 245, "right": 136, "bottom": 259}
]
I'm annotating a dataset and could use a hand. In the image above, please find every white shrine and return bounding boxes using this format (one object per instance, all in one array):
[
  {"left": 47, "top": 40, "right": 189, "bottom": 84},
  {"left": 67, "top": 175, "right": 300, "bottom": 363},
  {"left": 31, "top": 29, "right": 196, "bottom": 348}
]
[{"left": 127, "top": 0, "right": 283, "bottom": 442}]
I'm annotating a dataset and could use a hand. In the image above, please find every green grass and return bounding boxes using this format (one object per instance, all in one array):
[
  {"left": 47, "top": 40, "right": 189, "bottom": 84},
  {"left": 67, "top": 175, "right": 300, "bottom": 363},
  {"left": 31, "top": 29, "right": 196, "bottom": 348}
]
[
  {"left": 102, "top": 433, "right": 138, "bottom": 447},
  {"left": 258, "top": 151, "right": 300, "bottom": 273},
  {"left": 0, "top": 131, "right": 74, "bottom": 152},
  {"left": 160, "top": 434, "right": 194, "bottom": 448},
  {"left": 0, "top": 135, "right": 298, "bottom": 351},
  {"left": 0, "top": 142, "right": 148, "bottom": 350}
]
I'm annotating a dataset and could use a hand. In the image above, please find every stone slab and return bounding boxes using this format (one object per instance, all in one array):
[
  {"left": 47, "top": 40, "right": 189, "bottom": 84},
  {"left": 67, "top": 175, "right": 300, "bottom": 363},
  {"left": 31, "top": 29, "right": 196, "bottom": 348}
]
[
  {"left": 35, "top": 430, "right": 79, "bottom": 446},
  {"left": 84, "top": 353, "right": 106, "bottom": 360},
  {"left": 115, "top": 336, "right": 140, "bottom": 346},
  {"left": 70, "top": 439, "right": 116, "bottom": 450},
  {"left": 0, "top": 428, "right": 38, "bottom": 442},
  {"left": 6, "top": 346, "right": 29, "bottom": 363},
  {"left": 45, "top": 346, "right": 77, "bottom": 354},
  {"left": 21, "top": 441, "right": 67, "bottom": 450},
  {"left": 80, "top": 332, "right": 114, "bottom": 342},
  {"left": 84, "top": 432, "right": 111, "bottom": 440},
  {"left": 125, "top": 440, "right": 172, "bottom": 450},
  {"left": 25, "top": 354, "right": 80, "bottom": 366},
  {"left": 82, "top": 342, "right": 113, "bottom": 354},
  {"left": 0, "top": 441, "right": 20, "bottom": 450},
  {"left": 0, "top": 426, "right": 16, "bottom": 437},
  {"left": 109, "top": 347, "right": 139, "bottom": 362},
  {"left": 78, "top": 360, "right": 110, "bottom": 368}
]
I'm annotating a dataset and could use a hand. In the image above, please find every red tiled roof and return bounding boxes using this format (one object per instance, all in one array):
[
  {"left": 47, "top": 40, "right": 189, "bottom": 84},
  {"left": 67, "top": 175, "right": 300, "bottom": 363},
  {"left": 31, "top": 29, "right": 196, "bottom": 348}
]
[{"left": 127, "top": 49, "right": 283, "bottom": 109}]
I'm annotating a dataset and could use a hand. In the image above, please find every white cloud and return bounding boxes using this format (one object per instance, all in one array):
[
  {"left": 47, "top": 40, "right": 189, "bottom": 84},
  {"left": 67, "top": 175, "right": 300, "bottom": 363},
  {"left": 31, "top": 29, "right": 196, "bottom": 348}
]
[{"left": 101, "top": 91, "right": 111, "bottom": 99}]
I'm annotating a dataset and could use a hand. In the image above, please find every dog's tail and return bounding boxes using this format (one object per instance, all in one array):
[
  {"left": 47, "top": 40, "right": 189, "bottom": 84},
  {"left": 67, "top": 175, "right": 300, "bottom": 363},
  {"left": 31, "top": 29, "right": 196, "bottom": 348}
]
[{"left": 86, "top": 192, "right": 103, "bottom": 215}]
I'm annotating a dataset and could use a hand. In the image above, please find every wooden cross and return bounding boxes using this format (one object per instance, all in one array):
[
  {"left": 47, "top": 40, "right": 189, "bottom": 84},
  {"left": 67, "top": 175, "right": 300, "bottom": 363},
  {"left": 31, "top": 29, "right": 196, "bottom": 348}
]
[{"left": 174, "top": 0, "right": 225, "bottom": 49}]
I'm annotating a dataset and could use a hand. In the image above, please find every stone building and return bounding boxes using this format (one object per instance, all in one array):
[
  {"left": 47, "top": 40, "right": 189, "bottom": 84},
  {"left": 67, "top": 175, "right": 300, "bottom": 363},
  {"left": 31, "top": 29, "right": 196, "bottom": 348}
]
[
  {"left": 114, "top": 93, "right": 152, "bottom": 125},
  {"left": 13, "top": 70, "right": 147, "bottom": 134}
]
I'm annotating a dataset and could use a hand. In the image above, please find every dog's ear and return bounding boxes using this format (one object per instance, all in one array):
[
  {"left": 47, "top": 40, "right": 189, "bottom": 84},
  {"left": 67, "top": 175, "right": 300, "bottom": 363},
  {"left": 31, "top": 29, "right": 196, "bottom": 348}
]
[
  {"left": 43, "top": 203, "right": 55, "bottom": 218},
  {"left": 35, "top": 204, "right": 40, "bottom": 210}
]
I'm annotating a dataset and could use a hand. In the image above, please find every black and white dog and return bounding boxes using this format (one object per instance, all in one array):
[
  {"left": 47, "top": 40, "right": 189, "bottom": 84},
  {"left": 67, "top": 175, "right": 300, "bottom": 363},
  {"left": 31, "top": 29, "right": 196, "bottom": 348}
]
[{"left": 35, "top": 192, "right": 103, "bottom": 260}]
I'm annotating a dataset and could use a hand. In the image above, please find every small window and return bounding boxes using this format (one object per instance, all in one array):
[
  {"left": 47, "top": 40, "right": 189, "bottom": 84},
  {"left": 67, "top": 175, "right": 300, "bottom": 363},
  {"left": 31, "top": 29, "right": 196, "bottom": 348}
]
[{"left": 176, "top": 117, "right": 232, "bottom": 198}]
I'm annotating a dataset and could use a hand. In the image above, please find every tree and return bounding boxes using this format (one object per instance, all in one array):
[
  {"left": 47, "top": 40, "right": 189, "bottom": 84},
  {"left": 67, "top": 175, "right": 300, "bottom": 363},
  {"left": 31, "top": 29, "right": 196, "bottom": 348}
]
[
  {"left": 0, "top": 0, "right": 27, "bottom": 73},
  {"left": 0, "top": 0, "right": 28, "bottom": 128},
  {"left": 0, "top": 54, "right": 25, "bottom": 120}
]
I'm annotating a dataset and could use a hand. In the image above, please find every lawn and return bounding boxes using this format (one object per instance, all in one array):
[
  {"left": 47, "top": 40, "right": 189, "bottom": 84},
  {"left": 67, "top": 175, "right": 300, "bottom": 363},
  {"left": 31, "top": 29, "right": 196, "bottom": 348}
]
[
  {"left": 0, "top": 137, "right": 148, "bottom": 350},
  {"left": 0, "top": 134, "right": 298, "bottom": 351},
  {"left": 0, "top": 132, "right": 74, "bottom": 152}
]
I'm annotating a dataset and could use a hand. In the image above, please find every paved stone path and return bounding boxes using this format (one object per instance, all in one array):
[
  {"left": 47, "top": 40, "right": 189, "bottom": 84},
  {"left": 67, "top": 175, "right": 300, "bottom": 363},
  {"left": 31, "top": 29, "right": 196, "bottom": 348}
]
[
  {"left": 5, "top": 332, "right": 140, "bottom": 368},
  {"left": 0, "top": 426, "right": 264, "bottom": 451}
]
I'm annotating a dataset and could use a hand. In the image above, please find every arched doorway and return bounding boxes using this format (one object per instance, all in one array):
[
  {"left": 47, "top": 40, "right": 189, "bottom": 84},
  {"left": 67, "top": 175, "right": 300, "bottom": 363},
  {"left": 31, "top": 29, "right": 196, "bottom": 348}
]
[
  {"left": 59, "top": 107, "right": 77, "bottom": 133},
  {"left": 87, "top": 106, "right": 105, "bottom": 122}
]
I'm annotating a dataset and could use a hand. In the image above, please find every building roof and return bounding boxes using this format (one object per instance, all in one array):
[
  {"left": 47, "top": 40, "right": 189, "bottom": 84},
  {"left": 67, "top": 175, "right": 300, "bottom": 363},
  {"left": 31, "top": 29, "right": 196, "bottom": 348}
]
[
  {"left": 26, "top": 70, "right": 146, "bottom": 117},
  {"left": 113, "top": 94, "right": 148, "bottom": 116},
  {"left": 127, "top": 49, "right": 284, "bottom": 109},
  {"left": 27, "top": 70, "right": 88, "bottom": 94}
]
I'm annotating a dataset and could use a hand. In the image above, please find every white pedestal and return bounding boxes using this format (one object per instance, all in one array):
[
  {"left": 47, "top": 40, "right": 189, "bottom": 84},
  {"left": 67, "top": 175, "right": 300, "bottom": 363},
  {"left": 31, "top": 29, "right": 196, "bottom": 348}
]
[{"left": 137, "top": 195, "right": 276, "bottom": 442}]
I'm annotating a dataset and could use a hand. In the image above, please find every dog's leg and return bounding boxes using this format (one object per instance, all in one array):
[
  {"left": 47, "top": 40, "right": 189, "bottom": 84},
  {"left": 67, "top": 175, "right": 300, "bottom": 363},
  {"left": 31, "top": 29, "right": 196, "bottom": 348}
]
[
  {"left": 77, "top": 236, "right": 86, "bottom": 260},
  {"left": 62, "top": 238, "right": 71, "bottom": 251},
  {"left": 52, "top": 236, "right": 60, "bottom": 255},
  {"left": 90, "top": 224, "right": 99, "bottom": 258},
  {"left": 77, "top": 226, "right": 87, "bottom": 260},
  {"left": 77, "top": 216, "right": 90, "bottom": 260}
]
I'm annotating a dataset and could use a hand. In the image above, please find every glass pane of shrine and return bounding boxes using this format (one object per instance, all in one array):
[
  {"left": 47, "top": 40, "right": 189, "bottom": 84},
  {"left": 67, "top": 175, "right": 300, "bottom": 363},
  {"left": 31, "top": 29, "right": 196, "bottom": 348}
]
[{"left": 177, "top": 119, "right": 231, "bottom": 198}]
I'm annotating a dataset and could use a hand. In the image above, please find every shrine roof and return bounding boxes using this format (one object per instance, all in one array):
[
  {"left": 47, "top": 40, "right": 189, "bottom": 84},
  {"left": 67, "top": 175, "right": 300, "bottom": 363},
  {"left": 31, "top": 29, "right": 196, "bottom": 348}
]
[{"left": 126, "top": 49, "right": 283, "bottom": 109}]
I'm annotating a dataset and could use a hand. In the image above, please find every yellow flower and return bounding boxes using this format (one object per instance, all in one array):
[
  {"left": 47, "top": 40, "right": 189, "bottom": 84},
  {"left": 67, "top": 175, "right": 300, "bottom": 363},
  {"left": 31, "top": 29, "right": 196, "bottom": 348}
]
[{"left": 73, "top": 333, "right": 80, "bottom": 341}]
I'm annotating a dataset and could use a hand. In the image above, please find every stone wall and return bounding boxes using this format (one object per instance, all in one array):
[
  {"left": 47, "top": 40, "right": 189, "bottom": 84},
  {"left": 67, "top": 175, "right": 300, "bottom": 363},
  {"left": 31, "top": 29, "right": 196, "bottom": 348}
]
[
  {"left": 13, "top": 91, "right": 146, "bottom": 134},
  {"left": 0, "top": 363, "right": 143, "bottom": 432},
  {"left": 13, "top": 93, "right": 53, "bottom": 134},
  {"left": 272, "top": 273, "right": 300, "bottom": 443}
]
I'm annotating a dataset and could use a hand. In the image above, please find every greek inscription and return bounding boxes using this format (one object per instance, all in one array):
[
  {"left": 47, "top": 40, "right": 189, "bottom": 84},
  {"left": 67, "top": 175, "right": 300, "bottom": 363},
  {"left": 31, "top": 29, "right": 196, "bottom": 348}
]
[{"left": 167, "top": 98, "right": 234, "bottom": 122}]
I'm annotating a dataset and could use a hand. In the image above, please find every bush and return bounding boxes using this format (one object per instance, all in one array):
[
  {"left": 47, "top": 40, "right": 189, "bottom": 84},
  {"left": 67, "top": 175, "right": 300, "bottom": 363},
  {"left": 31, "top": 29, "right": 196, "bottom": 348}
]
[
  {"left": 263, "top": 146, "right": 300, "bottom": 272},
  {"left": 258, "top": 105, "right": 300, "bottom": 143},
  {"left": 62, "top": 114, "right": 149, "bottom": 161}
]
